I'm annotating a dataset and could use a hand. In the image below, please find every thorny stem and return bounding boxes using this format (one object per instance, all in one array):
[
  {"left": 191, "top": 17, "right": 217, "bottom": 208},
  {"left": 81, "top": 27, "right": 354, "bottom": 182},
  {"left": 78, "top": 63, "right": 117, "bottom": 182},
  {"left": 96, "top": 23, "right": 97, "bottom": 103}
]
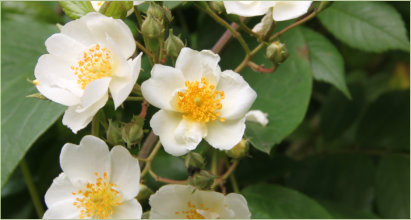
[
  {"left": 139, "top": 99, "right": 149, "bottom": 119},
  {"left": 234, "top": 3, "right": 324, "bottom": 73},
  {"left": 199, "top": 3, "right": 250, "bottom": 55},
  {"left": 20, "top": 158, "right": 44, "bottom": 218}
]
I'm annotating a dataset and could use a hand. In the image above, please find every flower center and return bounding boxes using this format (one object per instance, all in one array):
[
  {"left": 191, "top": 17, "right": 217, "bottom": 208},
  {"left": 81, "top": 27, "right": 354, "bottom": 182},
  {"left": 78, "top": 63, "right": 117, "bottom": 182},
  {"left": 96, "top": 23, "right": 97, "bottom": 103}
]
[
  {"left": 71, "top": 44, "right": 113, "bottom": 90},
  {"left": 175, "top": 201, "right": 220, "bottom": 219},
  {"left": 177, "top": 77, "right": 225, "bottom": 123},
  {"left": 72, "top": 172, "right": 122, "bottom": 219}
]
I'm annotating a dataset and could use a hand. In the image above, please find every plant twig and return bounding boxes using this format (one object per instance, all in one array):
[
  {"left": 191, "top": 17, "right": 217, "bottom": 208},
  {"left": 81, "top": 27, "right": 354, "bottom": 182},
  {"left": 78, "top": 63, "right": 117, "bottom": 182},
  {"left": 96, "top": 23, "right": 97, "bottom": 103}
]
[
  {"left": 148, "top": 169, "right": 188, "bottom": 184},
  {"left": 136, "top": 40, "right": 155, "bottom": 59},
  {"left": 212, "top": 22, "right": 239, "bottom": 53},
  {"left": 126, "top": 96, "right": 144, "bottom": 102},
  {"left": 20, "top": 158, "right": 44, "bottom": 218},
  {"left": 140, "top": 139, "right": 162, "bottom": 177}
]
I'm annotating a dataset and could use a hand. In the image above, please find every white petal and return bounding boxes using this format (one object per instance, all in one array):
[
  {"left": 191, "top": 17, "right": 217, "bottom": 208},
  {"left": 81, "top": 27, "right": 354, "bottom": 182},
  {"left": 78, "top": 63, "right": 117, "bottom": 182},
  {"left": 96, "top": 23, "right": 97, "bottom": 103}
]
[
  {"left": 223, "top": 1, "right": 276, "bottom": 17},
  {"left": 272, "top": 1, "right": 312, "bottom": 21},
  {"left": 44, "top": 173, "right": 78, "bottom": 208},
  {"left": 85, "top": 13, "right": 136, "bottom": 58},
  {"left": 225, "top": 193, "right": 251, "bottom": 219},
  {"left": 60, "top": 135, "right": 111, "bottom": 186},
  {"left": 205, "top": 118, "right": 246, "bottom": 150},
  {"left": 110, "top": 146, "right": 141, "bottom": 201},
  {"left": 45, "top": 33, "right": 86, "bottom": 62},
  {"left": 60, "top": 13, "right": 97, "bottom": 46},
  {"left": 141, "top": 64, "right": 185, "bottom": 111},
  {"left": 43, "top": 200, "right": 81, "bottom": 219},
  {"left": 174, "top": 119, "right": 206, "bottom": 151},
  {"left": 245, "top": 110, "right": 269, "bottom": 126},
  {"left": 149, "top": 185, "right": 194, "bottom": 219},
  {"left": 110, "top": 53, "right": 142, "bottom": 109},
  {"left": 34, "top": 54, "right": 82, "bottom": 104},
  {"left": 150, "top": 110, "right": 190, "bottom": 156},
  {"left": 62, "top": 92, "right": 108, "bottom": 133},
  {"left": 134, "top": 1, "right": 143, "bottom": 6},
  {"left": 81, "top": 77, "right": 111, "bottom": 110},
  {"left": 175, "top": 47, "right": 221, "bottom": 85},
  {"left": 112, "top": 199, "right": 143, "bottom": 219},
  {"left": 218, "top": 70, "right": 257, "bottom": 120}
]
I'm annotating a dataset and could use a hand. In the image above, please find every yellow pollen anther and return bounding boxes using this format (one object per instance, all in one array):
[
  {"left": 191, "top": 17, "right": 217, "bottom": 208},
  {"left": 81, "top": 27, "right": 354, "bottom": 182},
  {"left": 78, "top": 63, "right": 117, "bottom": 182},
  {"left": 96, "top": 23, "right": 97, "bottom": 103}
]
[
  {"left": 175, "top": 201, "right": 213, "bottom": 219},
  {"left": 177, "top": 77, "right": 225, "bottom": 123},
  {"left": 71, "top": 44, "right": 113, "bottom": 90},
  {"left": 72, "top": 172, "right": 121, "bottom": 219},
  {"left": 33, "top": 80, "right": 40, "bottom": 86}
]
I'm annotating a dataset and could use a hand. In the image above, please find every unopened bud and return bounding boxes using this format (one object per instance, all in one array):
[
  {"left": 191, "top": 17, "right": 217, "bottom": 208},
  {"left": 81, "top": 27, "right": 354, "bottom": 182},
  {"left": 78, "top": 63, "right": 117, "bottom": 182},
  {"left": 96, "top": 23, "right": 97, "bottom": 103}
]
[
  {"left": 147, "top": 2, "right": 165, "bottom": 21},
  {"left": 141, "top": 15, "right": 163, "bottom": 39},
  {"left": 210, "top": 1, "right": 225, "bottom": 14},
  {"left": 165, "top": 29, "right": 184, "bottom": 58},
  {"left": 188, "top": 170, "right": 215, "bottom": 190},
  {"left": 266, "top": 41, "right": 289, "bottom": 65},
  {"left": 136, "top": 184, "right": 153, "bottom": 202},
  {"left": 185, "top": 152, "right": 205, "bottom": 169},
  {"left": 107, "top": 119, "right": 123, "bottom": 146},
  {"left": 226, "top": 139, "right": 249, "bottom": 159},
  {"left": 121, "top": 115, "right": 144, "bottom": 147}
]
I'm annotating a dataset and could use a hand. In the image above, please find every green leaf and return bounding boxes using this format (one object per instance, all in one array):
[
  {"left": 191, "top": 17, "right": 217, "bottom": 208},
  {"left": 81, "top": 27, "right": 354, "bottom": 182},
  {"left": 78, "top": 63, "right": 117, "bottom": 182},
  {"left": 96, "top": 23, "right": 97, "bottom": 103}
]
[
  {"left": 297, "top": 27, "right": 351, "bottom": 98},
  {"left": 318, "top": 2, "right": 410, "bottom": 52},
  {"left": 242, "top": 184, "right": 332, "bottom": 218},
  {"left": 320, "top": 84, "right": 366, "bottom": 141},
  {"left": 99, "top": 1, "right": 133, "bottom": 19},
  {"left": 318, "top": 199, "right": 380, "bottom": 219},
  {"left": 286, "top": 154, "right": 376, "bottom": 212},
  {"left": 375, "top": 155, "right": 410, "bottom": 218},
  {"left": 59, "top": 1, "right": 95, "bottom": 20},
  {"left": 356, "top": 90, "right": 410, "bottom": 151},
  {"left": 1, "top": 15, "right": 65, "bottom": 187},
  {"left": 2, "top": 1, "right": 63, "bottom": 24},
  {"left": 240, "top": 29, "right": 312, "bottom": 153}
]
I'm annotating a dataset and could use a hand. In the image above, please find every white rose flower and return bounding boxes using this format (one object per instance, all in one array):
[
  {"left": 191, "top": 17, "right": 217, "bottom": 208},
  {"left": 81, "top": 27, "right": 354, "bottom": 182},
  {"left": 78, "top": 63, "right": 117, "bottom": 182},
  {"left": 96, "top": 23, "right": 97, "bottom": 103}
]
[
  {"left": 141, "top": 47, "right": 257, "bottom": 156},
  {"left": 224, "top": 1, "right": 312, "bottom": 21},
  {"left": 245, "top": 110, "right": 269, "bottom": 127},
  {"left": 43, "top": 135, "right": 142, "bottom": 219},
  {"left": 91, "top": 1, "right": 144, "bottom": 16},
  {"left": 224, "top": 1, "right": 276, "bottom": 17},
  {"left": 34, "top": 12, "right": 142, "bottom": 133},
  {"left": 149, "top": 184, "right": 251, "bottom": 219}
]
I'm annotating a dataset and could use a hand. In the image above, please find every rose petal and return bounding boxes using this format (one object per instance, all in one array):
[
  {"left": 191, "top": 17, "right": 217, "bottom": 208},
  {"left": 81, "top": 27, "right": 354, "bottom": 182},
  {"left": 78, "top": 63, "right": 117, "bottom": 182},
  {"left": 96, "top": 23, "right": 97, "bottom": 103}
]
[
  {"left": 205, "top": 117, "right": 246, "bottom": 150},
  {"left": 110, "top": 146, "right": 141, "bottom": 201},
  {"left": 272, "top": 1, "right": 312, "bottom": 21},
  {"left": 60, "top": 135, "right": 111, "bottom": 186}
]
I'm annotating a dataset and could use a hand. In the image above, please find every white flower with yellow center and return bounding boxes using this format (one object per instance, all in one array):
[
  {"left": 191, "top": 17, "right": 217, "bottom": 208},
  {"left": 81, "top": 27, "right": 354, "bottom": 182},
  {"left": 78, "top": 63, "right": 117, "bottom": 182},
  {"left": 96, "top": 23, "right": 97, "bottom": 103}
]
[
  {"left": 34, "top": 12, "right": 142, "bottom": 133},
  {"left": 224, "top": 1, "right": 312, "bottom": 21},
  {"left": 43, "top": 135, "right": 142, "bottom": 219},
  {"left": 141, "top": 47, "right": 257, "bottom": 156},
  {"left": 149, "top": 185, "right": 251, "bottom": 219}
]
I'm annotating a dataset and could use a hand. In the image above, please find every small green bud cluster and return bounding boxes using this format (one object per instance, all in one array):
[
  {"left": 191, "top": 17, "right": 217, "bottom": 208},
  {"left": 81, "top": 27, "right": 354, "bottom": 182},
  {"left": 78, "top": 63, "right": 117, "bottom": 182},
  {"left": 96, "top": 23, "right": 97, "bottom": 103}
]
[
  {"left": 165, "top": 29, "right": 185, "bottom": 58},
  {"left": 266, "top": 41, "right": 289, "bottom": 65}
]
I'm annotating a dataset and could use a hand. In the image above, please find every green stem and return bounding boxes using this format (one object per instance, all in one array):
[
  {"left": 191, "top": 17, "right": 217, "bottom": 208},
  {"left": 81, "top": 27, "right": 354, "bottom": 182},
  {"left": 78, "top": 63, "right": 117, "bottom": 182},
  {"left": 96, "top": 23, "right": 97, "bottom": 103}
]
[
  {"left": 198, "top": 3, "right": 250, "bottom": 54},
  {"left": 91, "top": 112, "right": 100, "bottom": 137},
  {"left": 20, "top": 158, "right": 44, "bottom": 218},
  {"left": 141, "top": 140, "right": 162, "bottom": 178},
  {"left": 226, "top": 159, "right": 240, "bottom": 193},
  {"left": 134, "top": 6, "right": 143, "bottom": 29},
  {"left": 211, "top": 150, "right": 218, "bottom": 175}
]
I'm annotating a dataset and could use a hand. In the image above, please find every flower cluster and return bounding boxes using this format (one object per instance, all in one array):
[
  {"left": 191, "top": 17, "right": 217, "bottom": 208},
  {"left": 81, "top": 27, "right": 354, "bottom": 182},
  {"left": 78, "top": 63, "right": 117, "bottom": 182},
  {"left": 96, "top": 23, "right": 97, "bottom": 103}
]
[{"left": 32, "top": 2, "right": 283, "bottom": 218}]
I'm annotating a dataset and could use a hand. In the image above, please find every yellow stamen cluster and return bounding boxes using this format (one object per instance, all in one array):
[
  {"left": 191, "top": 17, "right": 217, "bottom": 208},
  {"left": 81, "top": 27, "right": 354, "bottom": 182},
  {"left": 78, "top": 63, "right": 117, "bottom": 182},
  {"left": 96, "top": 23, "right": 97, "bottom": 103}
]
[
  {"left": 72, "top": 172, "right": 122, "bottom": 219},
  {"left": 175, "top": 201, "right": 209, "bottom": 219},
  {"left": 71, "top": 44, "right": 113, "bottom": 89},
  {"left": 177, "top": 77, "right": 225, "bottom": 123}
]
